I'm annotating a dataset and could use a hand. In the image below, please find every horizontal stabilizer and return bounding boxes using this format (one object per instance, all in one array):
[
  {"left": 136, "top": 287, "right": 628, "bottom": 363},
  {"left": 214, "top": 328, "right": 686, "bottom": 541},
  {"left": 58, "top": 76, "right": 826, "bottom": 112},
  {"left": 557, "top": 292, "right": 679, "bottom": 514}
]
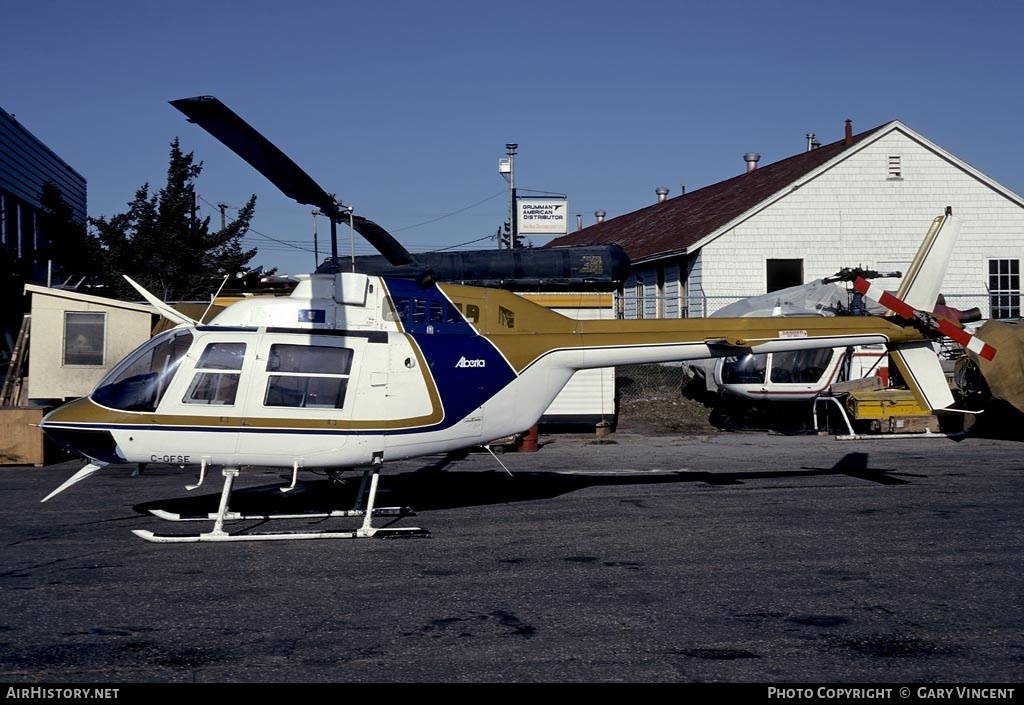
[{"left": 890, "top": 342, "right": 954, "bottom": 411}]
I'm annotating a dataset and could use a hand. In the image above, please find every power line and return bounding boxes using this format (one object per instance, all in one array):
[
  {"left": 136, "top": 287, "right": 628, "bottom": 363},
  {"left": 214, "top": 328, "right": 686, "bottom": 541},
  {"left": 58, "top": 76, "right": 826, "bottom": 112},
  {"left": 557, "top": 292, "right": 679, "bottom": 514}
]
[
  {"left": 392, "top": 190, "right": 506, "bottom": 232},
  {"left": 431, "top": 234, "right": 496, "bottom": 252},
  {"left": 200, "top": 190, "right": 511, "bottom": 257}
]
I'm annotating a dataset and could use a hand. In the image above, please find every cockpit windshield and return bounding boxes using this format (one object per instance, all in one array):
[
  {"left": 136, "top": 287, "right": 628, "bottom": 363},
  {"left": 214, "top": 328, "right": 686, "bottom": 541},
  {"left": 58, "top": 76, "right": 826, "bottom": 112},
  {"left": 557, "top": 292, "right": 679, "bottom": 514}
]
[
  {"left": 91, "top": 329, "right": 194, "bottom": 412},
  {"left": 721, "top": 354, "right": 768, "bottom": 385}
]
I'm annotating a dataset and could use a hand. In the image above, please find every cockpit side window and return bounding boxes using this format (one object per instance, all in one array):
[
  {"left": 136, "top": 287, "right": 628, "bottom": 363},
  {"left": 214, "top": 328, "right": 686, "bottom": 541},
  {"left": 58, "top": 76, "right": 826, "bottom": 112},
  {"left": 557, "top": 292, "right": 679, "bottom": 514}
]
[
  {"left": 184, "top": 342, "right": 246, "bottom": 405},
  {"left": 91, "top": 330, "right": 194, "bottom": 412},
  {"left": 769, "top": 348, "right": 833, "bottom": 384},
  {"left": 264, "top": 343, "right": 353, "bottom": 409}
]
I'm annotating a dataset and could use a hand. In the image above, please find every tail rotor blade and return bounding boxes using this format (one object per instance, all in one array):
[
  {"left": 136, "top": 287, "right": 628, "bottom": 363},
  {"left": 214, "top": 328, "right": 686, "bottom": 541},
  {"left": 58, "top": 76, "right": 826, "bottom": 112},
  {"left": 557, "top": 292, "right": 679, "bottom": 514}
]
[{"left": 855, "top": 277, "right": 996, "bottom": 361}]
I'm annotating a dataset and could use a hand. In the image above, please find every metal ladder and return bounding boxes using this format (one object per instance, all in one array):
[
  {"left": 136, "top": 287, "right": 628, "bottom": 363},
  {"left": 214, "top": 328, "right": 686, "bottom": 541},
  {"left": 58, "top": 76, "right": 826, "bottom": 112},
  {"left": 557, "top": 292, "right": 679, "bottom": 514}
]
[{"left": 1, "top": 314, "right": 31, "bottom": 407}]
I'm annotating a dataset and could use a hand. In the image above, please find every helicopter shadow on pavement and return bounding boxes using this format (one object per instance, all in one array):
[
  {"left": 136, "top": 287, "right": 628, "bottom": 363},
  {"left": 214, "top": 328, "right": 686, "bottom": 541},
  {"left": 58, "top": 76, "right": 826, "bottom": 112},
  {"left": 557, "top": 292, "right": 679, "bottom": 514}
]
[{"left": 133, "top": 451, "right": 917, "bottom": 519}]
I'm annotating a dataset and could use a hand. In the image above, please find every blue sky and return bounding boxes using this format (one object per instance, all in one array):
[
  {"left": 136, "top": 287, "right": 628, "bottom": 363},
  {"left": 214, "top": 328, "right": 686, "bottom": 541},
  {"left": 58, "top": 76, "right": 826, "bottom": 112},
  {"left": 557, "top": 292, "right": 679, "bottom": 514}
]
[{"left": 4, "top": 0, "right": 1022, "bottom": 275}]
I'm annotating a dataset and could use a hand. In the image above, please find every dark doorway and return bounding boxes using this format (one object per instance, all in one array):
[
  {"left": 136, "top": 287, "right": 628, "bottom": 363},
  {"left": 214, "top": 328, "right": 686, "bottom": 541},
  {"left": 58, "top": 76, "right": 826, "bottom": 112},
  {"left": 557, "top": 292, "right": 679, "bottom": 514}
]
[{"left": 766, "top": 259, "right": 803, "bottom": 293}]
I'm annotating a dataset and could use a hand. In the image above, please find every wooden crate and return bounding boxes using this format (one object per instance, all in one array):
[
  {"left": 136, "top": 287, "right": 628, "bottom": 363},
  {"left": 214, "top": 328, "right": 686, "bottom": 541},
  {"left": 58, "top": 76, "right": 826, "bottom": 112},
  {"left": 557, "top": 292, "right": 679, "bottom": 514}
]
[{"left": 0, "top": 406, "right": 46, "bottom": 466}]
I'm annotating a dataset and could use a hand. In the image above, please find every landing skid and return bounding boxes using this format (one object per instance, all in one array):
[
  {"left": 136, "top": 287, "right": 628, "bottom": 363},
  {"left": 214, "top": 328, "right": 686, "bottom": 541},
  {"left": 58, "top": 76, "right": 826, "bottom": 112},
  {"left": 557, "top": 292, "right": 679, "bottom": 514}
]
[
  {"left": 148, "top": 507, "right": 412, "bottom": 522},
  {"left": 131, "top": 527, "right": 429, "bottom": 543},
  {"left": 132, "top": 461, "right": 429, "bottom": 542}
]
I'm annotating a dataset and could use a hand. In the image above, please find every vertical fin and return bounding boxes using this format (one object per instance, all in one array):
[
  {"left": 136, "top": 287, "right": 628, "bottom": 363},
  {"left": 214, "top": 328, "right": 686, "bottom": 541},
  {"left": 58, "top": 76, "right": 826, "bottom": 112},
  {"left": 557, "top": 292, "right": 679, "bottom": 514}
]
[
  {"left": 895, "top": 210, "right": 961, "bottom": 312},
  {"left": 890, "top": 342, "right": 954, "bottom": 411}
]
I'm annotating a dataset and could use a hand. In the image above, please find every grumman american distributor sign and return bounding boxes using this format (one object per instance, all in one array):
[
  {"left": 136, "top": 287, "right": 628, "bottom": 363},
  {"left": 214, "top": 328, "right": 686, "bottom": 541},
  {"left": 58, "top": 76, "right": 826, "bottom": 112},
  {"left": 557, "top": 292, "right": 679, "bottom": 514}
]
[{"left": 516, "top": 197, "right": 568, "bottom": 235}]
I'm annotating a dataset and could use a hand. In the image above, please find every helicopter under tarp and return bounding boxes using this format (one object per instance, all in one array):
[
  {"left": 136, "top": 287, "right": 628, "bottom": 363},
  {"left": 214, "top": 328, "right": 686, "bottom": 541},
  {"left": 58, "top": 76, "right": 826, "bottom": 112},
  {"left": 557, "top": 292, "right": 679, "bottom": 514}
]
[
  {"left": 966, "top": 319, "right": 1024, "bottom": 414},
  {"left": 710, "top": 278, "right": 889, "bottom": 319}
]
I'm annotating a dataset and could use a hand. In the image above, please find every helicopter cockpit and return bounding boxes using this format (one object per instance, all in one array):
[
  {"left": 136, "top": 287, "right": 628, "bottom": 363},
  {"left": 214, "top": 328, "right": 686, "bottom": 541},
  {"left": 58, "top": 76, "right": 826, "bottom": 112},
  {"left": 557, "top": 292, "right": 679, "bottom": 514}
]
[{"left": 91, "top": 329, "right": 193, "bottom": 412}]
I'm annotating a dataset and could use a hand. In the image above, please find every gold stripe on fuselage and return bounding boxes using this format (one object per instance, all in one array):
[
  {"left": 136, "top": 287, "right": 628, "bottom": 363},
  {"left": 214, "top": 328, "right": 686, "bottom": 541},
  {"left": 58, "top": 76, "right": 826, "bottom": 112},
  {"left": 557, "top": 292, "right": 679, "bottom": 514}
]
[{"left": 437, "top": 284, "right": 926, "bottom": 373}]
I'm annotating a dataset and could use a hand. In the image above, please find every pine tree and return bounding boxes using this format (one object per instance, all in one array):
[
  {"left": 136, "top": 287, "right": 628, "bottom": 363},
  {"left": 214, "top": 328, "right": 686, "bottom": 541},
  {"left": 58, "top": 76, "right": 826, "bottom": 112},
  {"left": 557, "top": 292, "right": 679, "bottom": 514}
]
[{"left": 90, "top": 138, "right": 258, "bottom": 301}]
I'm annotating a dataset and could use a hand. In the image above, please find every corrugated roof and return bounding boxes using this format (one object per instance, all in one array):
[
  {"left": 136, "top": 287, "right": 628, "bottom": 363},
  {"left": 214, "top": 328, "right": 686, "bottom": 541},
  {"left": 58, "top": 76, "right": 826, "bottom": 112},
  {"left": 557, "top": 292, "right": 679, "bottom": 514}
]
[{"left": 547, "top": 123, "right": 890, "bottom": 263}]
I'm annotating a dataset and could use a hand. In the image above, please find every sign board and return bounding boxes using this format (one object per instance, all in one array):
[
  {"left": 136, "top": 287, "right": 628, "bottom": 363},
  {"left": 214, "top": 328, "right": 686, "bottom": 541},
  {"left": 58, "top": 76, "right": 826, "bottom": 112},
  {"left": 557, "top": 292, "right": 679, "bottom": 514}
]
[{"left": 516, "top": 197, "right": 568, "bottom": 236}]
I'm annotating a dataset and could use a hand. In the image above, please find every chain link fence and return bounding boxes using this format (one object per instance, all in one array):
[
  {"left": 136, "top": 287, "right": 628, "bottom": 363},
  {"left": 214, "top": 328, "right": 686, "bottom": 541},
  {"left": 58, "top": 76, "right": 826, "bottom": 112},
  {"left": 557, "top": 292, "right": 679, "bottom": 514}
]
[
  {"left": 616, "top": 362, "right": 691, "bottom": 403},
  {"left": 617, "top": 292, "right": 1008, "bottom": 320}
]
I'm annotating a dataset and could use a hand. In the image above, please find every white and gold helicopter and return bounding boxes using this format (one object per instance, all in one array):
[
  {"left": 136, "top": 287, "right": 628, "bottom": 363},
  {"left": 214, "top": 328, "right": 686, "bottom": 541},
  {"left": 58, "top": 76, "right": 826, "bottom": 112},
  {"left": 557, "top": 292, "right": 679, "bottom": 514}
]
[{"left": 40, "top": 96, "right": 995, "bottom": 542}]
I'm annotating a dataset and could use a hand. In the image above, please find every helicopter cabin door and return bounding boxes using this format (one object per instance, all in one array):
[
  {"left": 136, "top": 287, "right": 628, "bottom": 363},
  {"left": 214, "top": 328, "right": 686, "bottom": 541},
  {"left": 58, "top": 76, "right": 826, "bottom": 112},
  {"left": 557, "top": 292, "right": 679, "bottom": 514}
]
[
  {"left": 154, "top": 331, "right": 253, "bottom": 460},
  {"left": 235, "top": 331, "right": 377, "bottom": 467}
]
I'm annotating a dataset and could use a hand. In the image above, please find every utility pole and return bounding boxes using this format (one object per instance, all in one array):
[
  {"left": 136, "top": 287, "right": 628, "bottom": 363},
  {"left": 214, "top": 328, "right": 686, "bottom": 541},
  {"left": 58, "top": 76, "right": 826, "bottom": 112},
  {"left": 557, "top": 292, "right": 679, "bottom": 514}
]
[
  {"left": 217, "top": 203, "right": 228, "bottom": 230},
  {"left": 506, "top": 143, "right": 517, "bottom": 250},
  {"left": 499, "top": 143, "right": 518, "bottom": 250}
]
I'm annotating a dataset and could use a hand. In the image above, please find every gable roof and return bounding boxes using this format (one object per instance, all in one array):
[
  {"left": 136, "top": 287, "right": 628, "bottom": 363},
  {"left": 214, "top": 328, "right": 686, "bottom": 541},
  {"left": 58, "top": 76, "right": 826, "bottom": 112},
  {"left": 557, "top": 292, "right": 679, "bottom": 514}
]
[{"left": 547, "top": 122, "right": 892, "bottom": 264}]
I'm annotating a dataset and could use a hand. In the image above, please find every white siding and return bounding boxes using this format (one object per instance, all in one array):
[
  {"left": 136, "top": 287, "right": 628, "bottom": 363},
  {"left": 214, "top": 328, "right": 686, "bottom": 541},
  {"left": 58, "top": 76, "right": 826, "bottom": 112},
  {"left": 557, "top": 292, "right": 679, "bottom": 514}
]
[
  {"left": 697, "top": 128, "right": 1024, "bottom": 317},
  {"left": 541, "top": 304, "right": 616, "bottom": 420}
]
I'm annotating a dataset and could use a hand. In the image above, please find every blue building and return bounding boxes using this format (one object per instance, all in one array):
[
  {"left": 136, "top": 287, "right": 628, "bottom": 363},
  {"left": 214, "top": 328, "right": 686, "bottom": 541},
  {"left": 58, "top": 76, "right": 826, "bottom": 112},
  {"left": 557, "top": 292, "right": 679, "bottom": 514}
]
[{"left": 0, "top": 106, "right": 87, "bottom": 279}]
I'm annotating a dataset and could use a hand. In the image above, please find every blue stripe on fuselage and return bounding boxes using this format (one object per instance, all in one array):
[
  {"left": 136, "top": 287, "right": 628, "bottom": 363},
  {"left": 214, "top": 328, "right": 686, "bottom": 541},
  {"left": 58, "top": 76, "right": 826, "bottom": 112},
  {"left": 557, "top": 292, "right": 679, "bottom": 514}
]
[{"left": 382, "top": 278, "right": 518, "bottom": 427}]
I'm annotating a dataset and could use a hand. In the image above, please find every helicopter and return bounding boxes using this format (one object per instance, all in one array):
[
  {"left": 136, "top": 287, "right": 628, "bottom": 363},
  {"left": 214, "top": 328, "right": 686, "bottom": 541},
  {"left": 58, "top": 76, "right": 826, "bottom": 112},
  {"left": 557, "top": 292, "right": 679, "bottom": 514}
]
[
  {"left": 39, "top": 96, "right": 995, "bottom": 542},
  {"left": 687, "top": 265, "right": 985, "bottom": 430}
]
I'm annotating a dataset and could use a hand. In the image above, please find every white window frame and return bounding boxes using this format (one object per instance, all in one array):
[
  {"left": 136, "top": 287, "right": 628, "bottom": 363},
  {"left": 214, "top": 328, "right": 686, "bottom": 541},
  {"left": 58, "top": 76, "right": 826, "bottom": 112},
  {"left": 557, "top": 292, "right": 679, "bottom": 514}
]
[{"left": 988, "top": 258, "right": 1020, "bottom": 319}]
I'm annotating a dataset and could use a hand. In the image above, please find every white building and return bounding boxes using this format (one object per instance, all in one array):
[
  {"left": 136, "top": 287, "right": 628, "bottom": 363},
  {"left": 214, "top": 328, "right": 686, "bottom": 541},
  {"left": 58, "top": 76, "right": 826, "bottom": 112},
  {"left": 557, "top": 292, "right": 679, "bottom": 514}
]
[{"left": 550, "top": 120, "right": 1024, "bottom": 320}]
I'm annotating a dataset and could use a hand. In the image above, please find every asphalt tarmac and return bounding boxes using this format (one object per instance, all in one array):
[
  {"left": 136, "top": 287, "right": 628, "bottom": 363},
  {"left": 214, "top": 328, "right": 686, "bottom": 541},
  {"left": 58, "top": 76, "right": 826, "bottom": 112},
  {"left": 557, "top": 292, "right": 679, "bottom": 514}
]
[{"left": 1, "top": 429, "right": 1022, "bottom": 683}]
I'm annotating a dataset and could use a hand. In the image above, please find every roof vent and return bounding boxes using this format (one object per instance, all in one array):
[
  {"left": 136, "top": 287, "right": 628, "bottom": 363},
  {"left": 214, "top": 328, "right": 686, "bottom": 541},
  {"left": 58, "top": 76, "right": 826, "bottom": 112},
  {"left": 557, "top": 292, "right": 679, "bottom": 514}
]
[
  {"left": 744, "top": 152, "right": 761, "bottom": 173},
  {"left": 655, "top": 186, "right": 669, "bottom": 203},
  {"left": 595, "top": 210, "right": 606, "bottom": 223}
]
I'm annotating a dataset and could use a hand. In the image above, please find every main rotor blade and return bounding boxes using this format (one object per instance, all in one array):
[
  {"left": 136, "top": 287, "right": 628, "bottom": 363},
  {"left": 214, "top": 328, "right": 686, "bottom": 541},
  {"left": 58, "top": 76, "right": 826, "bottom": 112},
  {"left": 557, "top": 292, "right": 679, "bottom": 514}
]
[
  {"left": 169, "top": 95, "right": 416, "bottom": 266},
  {"left": 350, "top": 214, "right": 417, "bottom": 266},
  {"left": 170, "top": 96, "right": 335, "bottom": 212}
]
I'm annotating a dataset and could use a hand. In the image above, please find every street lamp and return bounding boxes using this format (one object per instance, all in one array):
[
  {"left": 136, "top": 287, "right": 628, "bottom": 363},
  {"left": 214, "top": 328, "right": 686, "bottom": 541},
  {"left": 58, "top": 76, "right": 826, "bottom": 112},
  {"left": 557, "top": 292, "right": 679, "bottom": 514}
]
[{"left": 503, "top": 143, "right": 517, "bottom": 250}]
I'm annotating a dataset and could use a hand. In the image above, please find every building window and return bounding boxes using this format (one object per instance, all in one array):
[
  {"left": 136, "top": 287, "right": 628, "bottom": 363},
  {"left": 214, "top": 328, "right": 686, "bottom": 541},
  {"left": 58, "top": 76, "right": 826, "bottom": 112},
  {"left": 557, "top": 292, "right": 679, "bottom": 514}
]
[
  {"left": 989, "top": 259, "right": 1020, "bottom": 319},
  {"left": 766, "top": 259, "right": 803, "bottom": 293},
  {"left": 635, "top": 276, "right": 645, "bottom": 319},
  {"left": 887, "top": 155, "right": 902, "bottom": 179},
  {"left": 63, "top": 312, "right": 105, "bottom": 366}
]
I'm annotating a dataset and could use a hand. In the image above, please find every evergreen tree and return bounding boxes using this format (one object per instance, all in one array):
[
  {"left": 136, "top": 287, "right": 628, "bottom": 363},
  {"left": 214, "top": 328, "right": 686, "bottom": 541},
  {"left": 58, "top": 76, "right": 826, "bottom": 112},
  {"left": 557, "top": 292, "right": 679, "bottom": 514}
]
[{"left": 90, "top": 138, "right": 257, "bottom": 300}]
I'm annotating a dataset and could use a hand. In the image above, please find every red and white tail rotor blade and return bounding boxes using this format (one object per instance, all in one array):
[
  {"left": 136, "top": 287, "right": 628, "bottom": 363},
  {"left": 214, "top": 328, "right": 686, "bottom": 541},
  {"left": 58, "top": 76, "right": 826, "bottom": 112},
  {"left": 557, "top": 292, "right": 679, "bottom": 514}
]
[{"left": 854, "top": 277, "right": 996, "bottom": 361}]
